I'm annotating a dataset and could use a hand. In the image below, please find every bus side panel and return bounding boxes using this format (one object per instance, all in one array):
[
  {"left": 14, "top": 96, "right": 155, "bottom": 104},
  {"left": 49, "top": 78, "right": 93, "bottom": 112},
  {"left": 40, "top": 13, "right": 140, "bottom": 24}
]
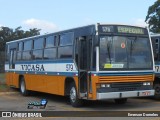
[
  {"left": 5, "top": 72, "right": 19, "bottom": 88},
  {"left": 12, "top": 73, "right": 19, "bottom": 88},
  {"left": 5, "top": 72, "right": 11, "bottom": 86},
  {"left": 24, "top": 74, "right": 46, "bottom": 93},
  {"left": 46, "top": 76, "right": 78, "bottom": 96},
  {"left": 91, "top": 76, "right": 99, "bottom": 100},
  {"left": 24, "top": 74, "right": 67, "bottom": 96},
  {"left": 46, "top": 76, "right": 60, "bottom": 95}
]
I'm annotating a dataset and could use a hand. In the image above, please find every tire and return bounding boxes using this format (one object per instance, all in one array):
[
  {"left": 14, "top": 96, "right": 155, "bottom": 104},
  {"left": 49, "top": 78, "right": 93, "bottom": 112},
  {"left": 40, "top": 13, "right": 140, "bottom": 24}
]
[
  {"left": 69, "top": 82, "right": 83, "bottom": 107},
  {"left": 114, "top": 98, "right": 127, "bottom": 104},
  {"left": 154, "top": 84, "right": 160, "bottom": 99},
  {"left": 20, "top": 77, "right": 29, "bottom": 96}
]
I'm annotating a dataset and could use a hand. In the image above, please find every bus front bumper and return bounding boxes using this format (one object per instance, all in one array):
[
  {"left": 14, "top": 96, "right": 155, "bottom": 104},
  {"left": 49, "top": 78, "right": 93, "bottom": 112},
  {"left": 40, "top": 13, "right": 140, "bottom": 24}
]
[{"left": 96, "top": 90, "right": 155, "bottom": 100}]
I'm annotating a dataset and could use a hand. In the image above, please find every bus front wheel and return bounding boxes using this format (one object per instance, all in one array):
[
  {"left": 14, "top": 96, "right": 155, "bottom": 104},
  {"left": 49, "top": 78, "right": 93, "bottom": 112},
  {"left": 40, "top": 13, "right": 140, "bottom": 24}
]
[
  {"left": 69, "top": 83, "right": 83, "bottom": 107},
  {"left": 154, "top": 84, "right": 160, "bottom": 99},
  {"left": 20, "top": 77, "right": 29, "bottom": 96}
]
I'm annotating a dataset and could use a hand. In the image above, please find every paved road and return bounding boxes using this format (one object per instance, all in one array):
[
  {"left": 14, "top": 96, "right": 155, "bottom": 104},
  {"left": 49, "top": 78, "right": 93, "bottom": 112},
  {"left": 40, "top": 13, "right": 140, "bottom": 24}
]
[
  {"left": 0, "top": 90, "right": 160, "bottom": 120},
  {"left": 1, "top": 90, "right": 160, "bottom": 111}
]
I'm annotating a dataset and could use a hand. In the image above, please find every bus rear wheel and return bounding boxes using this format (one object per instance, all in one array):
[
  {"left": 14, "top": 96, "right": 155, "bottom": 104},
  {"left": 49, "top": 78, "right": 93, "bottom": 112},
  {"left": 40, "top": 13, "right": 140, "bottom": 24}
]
[
  {"left": 69, "top": 83, "right": 83, "bottom": 107},
  {"left": 20, "top": 77, "right": 29, "bottom": 96},
  {"left": 114, "top": 98, "right": 127, "bottom": 104}
]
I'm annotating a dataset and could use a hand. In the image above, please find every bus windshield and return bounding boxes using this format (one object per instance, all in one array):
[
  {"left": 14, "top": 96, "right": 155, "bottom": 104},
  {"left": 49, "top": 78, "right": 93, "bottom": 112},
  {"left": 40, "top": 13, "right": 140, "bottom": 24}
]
[{"left": 99, "top": 36, "right": 152, "bottom": 70}]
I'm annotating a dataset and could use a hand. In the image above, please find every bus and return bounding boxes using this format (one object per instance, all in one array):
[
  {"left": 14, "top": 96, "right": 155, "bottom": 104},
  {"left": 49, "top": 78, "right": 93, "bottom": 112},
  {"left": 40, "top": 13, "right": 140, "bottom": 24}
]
[
  {"left": 5, "top": 23, "right": 155, "bottom": 107},
  {"left": 151, "top": 34, "right": 160, "bottom": 99}
]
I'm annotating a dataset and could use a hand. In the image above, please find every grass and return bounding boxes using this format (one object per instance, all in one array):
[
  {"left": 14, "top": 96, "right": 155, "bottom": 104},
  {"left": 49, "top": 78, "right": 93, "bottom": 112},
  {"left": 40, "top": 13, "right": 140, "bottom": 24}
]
[
  {"left": 0, "top": 84, "right": 10, "bottom": 92},
  {"left": 0, "top": 73, "right": 5, "bottom": 84},
  {"left": 0, "top": 73, "right": 10, "bottom": 92}
]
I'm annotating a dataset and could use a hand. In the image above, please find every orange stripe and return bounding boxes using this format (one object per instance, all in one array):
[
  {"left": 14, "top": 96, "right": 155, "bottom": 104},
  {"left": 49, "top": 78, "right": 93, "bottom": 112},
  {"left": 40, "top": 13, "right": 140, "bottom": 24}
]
[{"left": 99, "top": 75, "right": 154, "bottom": 83}]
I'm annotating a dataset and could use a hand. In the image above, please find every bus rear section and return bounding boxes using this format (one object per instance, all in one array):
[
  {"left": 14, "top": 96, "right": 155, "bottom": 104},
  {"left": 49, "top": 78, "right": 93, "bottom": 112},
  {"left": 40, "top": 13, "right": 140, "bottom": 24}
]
[
  {"left": 5, "top": 24, "right": 155, "bottom": 107},
  {"left": 151, "top": 34, "right": 160, "bottom": 99}
]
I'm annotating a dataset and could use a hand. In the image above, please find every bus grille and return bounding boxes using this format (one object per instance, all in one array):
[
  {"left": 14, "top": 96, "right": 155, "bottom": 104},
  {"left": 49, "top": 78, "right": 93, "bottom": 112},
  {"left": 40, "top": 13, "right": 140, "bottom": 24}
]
[
  {"left": 112, "top": 82, "right": 143, "bottom": 91},
  {"left": 111, "top": 82, "right": 142, "bottom": 88},
  {"left": 99, "top": 75, "right": 153, "bottom": 83}
]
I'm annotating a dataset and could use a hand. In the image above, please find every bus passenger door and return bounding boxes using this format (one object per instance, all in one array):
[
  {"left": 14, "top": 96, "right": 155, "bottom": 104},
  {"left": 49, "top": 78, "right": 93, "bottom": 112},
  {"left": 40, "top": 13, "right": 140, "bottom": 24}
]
[
  {"left": 9, "top": 49, "right": 16, "bottom": 85},
  {"left": 78, "top": 37, "right": 89, "bottom": 98}
]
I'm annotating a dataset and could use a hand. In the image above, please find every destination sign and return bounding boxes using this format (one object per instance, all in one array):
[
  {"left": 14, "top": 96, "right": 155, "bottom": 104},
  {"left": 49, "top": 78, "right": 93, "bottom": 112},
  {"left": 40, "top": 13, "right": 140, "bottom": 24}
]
[
  {"left": 117, "top": 26, "right": 144, "bottom": 34},
  {"left": 98, "top": 25, "right": 147, "bottom": 35}
]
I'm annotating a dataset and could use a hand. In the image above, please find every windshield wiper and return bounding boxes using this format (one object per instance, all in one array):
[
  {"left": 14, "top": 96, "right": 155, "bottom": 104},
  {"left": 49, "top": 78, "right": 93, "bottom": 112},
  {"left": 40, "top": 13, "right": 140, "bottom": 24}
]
[
  {"left": 107, "top": 38, "right": 113, "bottom": 64},
  {"left": 130, "top": 37, "right": 137, "bottom": 56}
]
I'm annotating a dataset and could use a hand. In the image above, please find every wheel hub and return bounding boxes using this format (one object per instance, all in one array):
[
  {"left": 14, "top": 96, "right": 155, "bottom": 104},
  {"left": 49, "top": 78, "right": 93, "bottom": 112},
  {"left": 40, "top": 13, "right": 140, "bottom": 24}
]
[
  {"left": 155, "top": 86, "right": 160, "bottom": 94},
  {"left": 70, "top": 87, "right": 76, "bottom": 102},
  {"left": 21, "top": 81, "right": 25, "bottom": 93}
]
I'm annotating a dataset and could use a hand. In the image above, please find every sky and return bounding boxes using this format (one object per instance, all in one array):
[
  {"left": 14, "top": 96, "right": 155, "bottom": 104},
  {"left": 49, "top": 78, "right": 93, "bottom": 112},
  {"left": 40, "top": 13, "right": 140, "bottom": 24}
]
[{"left": 0, "top": 0, "right": 156, "bottom": 34}]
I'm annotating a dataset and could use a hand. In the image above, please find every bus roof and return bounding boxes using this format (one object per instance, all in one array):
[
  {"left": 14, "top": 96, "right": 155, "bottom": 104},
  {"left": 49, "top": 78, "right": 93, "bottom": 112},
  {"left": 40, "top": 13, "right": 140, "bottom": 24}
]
[
  {"left": 97, "top": 23, "right": 147, "bottom": 28},
  {"left": 6, "top": 24, "right": 96, "bottom": 44},
  {"left": 6, "top": 23, "right": 147, "bottom": 44}
]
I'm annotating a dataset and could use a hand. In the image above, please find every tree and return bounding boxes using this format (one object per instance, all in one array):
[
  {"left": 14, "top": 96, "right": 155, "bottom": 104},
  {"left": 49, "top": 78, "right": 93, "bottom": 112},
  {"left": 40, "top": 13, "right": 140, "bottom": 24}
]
[
  {"left": 0, "top": 26, "right": 41, "bottom": 51},
  {"left": 0, "top": 26, "right": 41, "bottom": 72},
  {"left": 145, "top": 0, "right": 160, "bottom": 33}
]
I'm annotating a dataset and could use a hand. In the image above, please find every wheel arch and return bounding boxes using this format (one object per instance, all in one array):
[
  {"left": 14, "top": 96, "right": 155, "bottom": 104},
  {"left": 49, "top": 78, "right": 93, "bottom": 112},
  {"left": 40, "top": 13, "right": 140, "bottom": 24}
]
[{"left": 64, "top": 77, "right": 76, "bottom": 96}]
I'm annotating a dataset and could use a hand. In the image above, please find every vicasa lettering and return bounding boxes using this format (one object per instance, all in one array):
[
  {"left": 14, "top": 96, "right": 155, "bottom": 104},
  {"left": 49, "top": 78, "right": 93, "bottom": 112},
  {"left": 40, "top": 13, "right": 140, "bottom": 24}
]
[{"left": 21, "top": 64, "right": 45, "bottom": 71}]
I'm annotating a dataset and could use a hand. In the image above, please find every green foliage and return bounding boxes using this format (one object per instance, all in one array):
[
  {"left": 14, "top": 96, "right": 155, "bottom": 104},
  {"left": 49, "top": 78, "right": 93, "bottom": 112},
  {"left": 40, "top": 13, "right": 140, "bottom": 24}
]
[
  {"left": 0, "top": 26, "right": 41, "bottom": 51},
  {"left": 145, "top": 0, "right": 160, "bottom": 33},
  {"left": 0, "top": 73, "right": 5, "bottom": 84}
]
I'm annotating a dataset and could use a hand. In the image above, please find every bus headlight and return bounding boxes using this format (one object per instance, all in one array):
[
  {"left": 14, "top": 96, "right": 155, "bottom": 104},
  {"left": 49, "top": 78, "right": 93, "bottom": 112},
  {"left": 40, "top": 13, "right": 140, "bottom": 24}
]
[
  {"left": 100, "top": 84, "right": 110, "bottom": 88},
  {"left": 101, "top": 84, "right": 106, "bottom": 87},
  {"left": 143, "top": 82, "right": 151, "bottom": 86},
  {"left": 106, "top": 84, "right": 110, "bottom": 87}
]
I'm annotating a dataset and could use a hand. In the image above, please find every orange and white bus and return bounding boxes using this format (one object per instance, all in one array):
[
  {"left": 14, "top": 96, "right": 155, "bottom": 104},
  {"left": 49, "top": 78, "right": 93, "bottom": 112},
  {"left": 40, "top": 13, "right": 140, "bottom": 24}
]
[{"left": 5, "top": 24, "right": 155, "bottom": 107}]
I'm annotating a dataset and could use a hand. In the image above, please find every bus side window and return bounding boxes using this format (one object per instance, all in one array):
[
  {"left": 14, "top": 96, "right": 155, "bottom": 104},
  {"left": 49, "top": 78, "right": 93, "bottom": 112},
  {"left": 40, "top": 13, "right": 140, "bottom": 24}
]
[
  {"left": 58, "top": 32, "right": 73, "bottom": 59},
  {"left": 57, "top": 35, "right": 60, "bottom": 46},
  {"left": 44, "top": 35, "right": 57, "bottom": 59},
  {"left": 17, "top": 42, "right": 23, "bottom": 61},
  {"left": 153, "top": 38, "right": 159, "bottom": 61},
  {"left": 75, "top": 38, "right": 78, "bottom": 66},
  {"left": 5, "top": 45, "right": 9, "bottom": 62},
  {"left": 22, "top": 40, "right": 32, "bottom": 60},
  {"left": 9, "top": 49, "right": 16, "bottom": 69}
]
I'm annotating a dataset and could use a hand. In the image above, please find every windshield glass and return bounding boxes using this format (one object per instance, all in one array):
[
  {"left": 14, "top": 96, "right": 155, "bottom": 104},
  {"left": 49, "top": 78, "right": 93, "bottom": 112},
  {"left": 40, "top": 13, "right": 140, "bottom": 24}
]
[{"left": 99, "top": 36, "right": 152, "bottom": 70}]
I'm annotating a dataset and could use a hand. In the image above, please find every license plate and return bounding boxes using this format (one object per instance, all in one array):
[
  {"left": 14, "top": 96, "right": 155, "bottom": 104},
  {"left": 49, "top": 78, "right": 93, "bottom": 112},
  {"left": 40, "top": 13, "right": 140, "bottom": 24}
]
[{"left": 142, "top": 91, "right": 151, "bottom": 96}]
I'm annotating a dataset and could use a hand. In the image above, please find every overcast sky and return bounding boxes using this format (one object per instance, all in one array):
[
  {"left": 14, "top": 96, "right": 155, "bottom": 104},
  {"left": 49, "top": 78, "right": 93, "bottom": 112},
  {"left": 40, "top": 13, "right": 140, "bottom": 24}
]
[{"left": 0, "top": 0, "right": 156, "bottom": 34}]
